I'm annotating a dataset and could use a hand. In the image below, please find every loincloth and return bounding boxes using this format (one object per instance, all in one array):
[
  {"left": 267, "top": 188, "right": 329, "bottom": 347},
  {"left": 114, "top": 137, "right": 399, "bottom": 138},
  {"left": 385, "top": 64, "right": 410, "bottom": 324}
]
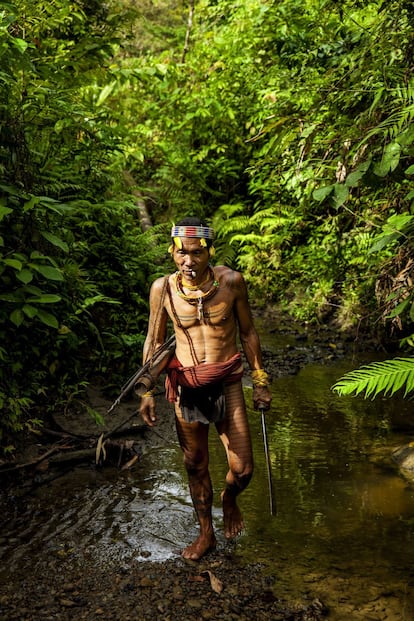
[{"left": 165, "top": 353, "right": 244, "bottom": 424}]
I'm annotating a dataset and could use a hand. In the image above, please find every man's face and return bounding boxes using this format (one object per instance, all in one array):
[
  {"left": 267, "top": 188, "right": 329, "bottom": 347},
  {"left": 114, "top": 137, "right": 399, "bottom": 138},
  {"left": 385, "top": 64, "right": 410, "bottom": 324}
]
[{"left": 172, "top": 238, "right": 210, "bottom": 280}]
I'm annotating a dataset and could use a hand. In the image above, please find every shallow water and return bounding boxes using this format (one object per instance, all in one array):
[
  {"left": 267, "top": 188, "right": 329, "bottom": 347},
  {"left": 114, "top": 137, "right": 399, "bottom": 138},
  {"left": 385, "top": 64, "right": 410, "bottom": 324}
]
[
  {"left": 1, "top": 354, "right": 414, "bottom": 619},
  {"left": 237, "top": 362, "right": 414, "bottom": 619}
]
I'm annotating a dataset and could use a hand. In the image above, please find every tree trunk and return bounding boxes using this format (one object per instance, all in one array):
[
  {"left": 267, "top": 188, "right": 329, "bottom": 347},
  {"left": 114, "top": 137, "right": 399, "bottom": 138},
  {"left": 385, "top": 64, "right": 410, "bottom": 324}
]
[{"left": 123, "top": 170, "right": 152, "bottom": 231}]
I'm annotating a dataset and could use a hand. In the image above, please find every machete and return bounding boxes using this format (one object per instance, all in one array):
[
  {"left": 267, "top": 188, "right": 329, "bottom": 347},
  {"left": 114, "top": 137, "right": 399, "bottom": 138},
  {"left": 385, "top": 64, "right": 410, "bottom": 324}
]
[{"left": 260, "top": 406, "right": 275, "bottom": 516}]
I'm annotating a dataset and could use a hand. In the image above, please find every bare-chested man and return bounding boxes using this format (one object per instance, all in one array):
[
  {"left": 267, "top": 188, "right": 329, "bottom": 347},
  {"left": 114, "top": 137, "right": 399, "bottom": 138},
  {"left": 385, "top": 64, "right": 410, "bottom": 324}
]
[{"left": 139, "top": 217, "right": 272, "bottom": 560}]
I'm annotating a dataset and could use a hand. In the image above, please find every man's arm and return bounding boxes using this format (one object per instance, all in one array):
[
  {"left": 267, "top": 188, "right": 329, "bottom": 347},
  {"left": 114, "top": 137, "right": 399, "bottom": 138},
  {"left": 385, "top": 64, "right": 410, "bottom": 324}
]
[
  {"left": 233, "top": 271, "right": 272, "bottom": 411},
  {"left": 139, "top": 277, "right": 169, "bottom": 426},
  {"left": 142, "top": 277, "right": 169, "bottom": 363}
]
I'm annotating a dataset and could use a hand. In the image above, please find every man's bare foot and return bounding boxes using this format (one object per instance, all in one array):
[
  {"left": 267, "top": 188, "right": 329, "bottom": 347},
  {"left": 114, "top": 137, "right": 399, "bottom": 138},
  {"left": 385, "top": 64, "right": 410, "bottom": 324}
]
[
  {"left": 221, "top": 490, "right": 244, "bottom": 539},
  {"left": 181, "top": 533, "right": 217, "bottom": 561}
]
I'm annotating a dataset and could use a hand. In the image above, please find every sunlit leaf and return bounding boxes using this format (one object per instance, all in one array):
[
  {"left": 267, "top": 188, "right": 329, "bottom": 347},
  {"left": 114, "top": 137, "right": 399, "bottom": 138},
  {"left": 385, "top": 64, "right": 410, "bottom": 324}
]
[
  {"left": 27, "top": 294, "right": 62, "bottom": 304},
  {"left": 332, "top": 358, "right": 414, "bottom": 399},
  {"left": 4, "top": 258, "right": 23, "bottom": 270},
  {"left": 22, "top": 304, "right": 38, "bottom": 318},
  {"left": 96, "top": 82, "right": 116, "bottom": 107},
  {"left": 312, "top": 185, "right": 334, "bottom": 202},
  {"left": 0, "top": 206, "right": 13, "bottom": 221}
]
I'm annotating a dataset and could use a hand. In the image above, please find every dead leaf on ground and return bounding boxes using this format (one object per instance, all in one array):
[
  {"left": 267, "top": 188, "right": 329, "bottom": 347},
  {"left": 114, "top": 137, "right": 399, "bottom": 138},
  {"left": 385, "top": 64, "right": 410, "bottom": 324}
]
[
  {"left": 95, "top": 433, "right": 107, "bottom": 464},
  {"left": 121, "top": 454, "right": 139, "bottom": 470},
  {"left": 202, "top": 570, "right": 223, "bottom": 594}
]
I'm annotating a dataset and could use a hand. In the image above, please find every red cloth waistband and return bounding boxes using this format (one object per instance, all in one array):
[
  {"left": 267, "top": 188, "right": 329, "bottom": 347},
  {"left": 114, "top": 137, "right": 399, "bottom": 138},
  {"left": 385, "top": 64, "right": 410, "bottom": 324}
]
[{"left": 165, "top": 352, "right": 243, "bottom": 403}]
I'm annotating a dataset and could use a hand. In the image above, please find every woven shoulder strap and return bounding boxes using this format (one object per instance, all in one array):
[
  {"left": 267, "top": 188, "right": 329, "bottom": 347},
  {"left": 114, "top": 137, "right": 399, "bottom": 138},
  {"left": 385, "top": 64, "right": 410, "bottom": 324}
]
[{"left": 166, "top": 277, "right": 199, "bottom": 365}]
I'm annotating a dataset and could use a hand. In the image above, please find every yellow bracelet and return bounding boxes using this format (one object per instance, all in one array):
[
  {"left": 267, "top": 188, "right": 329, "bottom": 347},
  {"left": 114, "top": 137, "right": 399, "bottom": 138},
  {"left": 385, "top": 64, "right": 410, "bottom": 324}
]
[
  {"left": 251, "top": 369, "right": 269, "bottom": 387},
  {"left": 141, "top": 390, "right": 155, "bottom": 399}
]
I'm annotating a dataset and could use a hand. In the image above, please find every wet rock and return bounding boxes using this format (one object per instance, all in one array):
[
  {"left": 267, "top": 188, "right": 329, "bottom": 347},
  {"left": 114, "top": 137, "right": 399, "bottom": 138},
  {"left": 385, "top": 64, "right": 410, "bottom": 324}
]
[
  {"left": 186, "top": 598, "right": 204, "bottom": 608},
  {"left": 392, "top": 444, "right": 414, "bottom": 471},
  {"left": 59, "top": 598, "right": 77, "bottom": 607},
  {"left": 295, "top": 333, "right": 309, "bottom": 342},
  {"left": 171, "top": 585, "right": 184, "bottom": 600}
]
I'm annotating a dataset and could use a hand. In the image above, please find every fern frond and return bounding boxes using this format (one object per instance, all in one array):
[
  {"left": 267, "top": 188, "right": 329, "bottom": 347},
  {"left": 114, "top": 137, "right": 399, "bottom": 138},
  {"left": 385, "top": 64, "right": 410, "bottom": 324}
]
[
  {"left": 216, "top": 215, "right": 252, "bottom": 238},
  {"left": 332, "top": 357, "right": 414, "bottom": 399},
  {"left": 359, "top": 103, "right": 414, "bottom": 147}
]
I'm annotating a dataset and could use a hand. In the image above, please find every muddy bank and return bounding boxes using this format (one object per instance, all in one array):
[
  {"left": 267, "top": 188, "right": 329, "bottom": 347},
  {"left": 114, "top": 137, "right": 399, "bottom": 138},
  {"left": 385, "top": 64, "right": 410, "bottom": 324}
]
[
  {"left": 255, "top": 310, "right": 386, "bottom": 380},
  {"left": 0, "top": 550, "right": 327, "bottom": 621}
]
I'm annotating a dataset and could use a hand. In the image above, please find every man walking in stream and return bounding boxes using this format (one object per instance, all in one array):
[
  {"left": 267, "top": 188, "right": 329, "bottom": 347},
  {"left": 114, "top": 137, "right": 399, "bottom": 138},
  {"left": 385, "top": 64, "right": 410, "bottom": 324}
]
[{"left": 139, "top": 216, "right": 272, "bottom": 560}]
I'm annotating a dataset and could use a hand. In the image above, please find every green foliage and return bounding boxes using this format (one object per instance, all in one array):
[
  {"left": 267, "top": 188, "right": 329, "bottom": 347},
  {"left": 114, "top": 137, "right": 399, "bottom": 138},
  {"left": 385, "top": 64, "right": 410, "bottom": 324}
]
[
  {"left": 368, "top": 211, "right": 414, "bottom": 331},
  {"left": 0, "top": 1, "right": 166, "bottom": 450},
  {"left": 182, "top": 0, "right": 414, "bottom": 329},
  {"left": 332, "top": 357, "right": 414, "bottom": 399},
  {"left": 2, "top": 0, "right": 414, "bottom": 447},
  {"left": 121, "top": 0, "right": 414, "bottom": 404}
]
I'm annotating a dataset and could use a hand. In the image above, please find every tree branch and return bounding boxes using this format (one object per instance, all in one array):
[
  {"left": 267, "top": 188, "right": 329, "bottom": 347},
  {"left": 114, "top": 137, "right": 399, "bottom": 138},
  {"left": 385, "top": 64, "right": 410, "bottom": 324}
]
[{"left": 181, "top": 0, "right": 195, "bottom": 64}]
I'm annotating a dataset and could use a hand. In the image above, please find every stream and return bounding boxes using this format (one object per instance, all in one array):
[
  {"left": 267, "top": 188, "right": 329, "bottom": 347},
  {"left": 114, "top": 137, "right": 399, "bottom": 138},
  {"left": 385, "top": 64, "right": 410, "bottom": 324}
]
[{"left": 1, "top": 327, "right": 414, "bottom": 620}]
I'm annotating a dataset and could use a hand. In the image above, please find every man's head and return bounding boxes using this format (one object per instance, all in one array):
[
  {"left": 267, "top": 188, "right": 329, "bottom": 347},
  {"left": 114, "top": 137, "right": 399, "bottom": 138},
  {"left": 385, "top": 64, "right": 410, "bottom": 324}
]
[
  {"left": 169, "top": 217, "right": 215, "bottom": 280},
  {"left": 169, "top": 217, "right": 215, "bottom": 256}
]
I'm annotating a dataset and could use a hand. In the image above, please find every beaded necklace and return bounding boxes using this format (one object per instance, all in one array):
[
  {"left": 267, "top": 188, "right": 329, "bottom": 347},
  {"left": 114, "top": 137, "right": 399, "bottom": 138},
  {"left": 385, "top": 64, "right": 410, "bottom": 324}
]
[
  {"left": 181, "top": 269, "right": 211, "bottom": 290},
  {"left": 174, "top": 267, "right": 220, "bottom": 322}
]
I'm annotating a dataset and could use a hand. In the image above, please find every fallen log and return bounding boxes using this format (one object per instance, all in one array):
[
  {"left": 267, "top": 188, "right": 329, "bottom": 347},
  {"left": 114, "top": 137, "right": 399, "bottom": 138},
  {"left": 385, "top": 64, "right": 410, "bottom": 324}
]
[
  {"left": 0, "top": 388, "right": 152, "bottom": 478},
  {"left": 0, "top": 433, "right": 143, "bottom": 476},
  {"left": 0, "top": 445, "right": 63, "bottom": 474}
]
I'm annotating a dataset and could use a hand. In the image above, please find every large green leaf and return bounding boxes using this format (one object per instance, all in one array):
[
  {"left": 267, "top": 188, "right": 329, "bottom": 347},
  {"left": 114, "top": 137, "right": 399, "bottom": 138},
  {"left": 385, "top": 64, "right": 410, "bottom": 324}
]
[
  {"left": 31, "top": 265, "right": 64, "bottom": 281},
  {"left": 0, "top": 206, "right": 13, "bottom": 221},
  {"left": 10, "top": 309, "right": 24, "bottom": 327},
  {"left": 373, "top": 142, "right": 401, "bottom": 177},
  {"left": 22, "top": 304, "right": 38, "bottom": 319},
  {"left": 40, "top": 231, "right": 69, "bottom": 253},
  {"left": 4, "top": 258, "right": 22, "bottom": 270},
  {"left": 312, "top": 185, "right": 334, "bottom": 202},
  {"left": 16, "top": 269, "right": 33, "bottom": 284},
  {"left": 333, "top": 183, "right": 349, "bottom": 208},
  {"left": 27, "top": 294, "right": 62, "bottom": 304},
  {"left": 332, "top": 358, "right": 414, "bottom": 399},
  {"left": 35, "top": 309, "right": 59, "bottom": 329}
]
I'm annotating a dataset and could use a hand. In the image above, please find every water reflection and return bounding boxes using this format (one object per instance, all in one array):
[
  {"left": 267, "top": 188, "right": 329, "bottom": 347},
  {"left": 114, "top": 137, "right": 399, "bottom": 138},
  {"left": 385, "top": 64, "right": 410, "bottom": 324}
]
[
  {"left": 238, "top": 363, "right": 414, "bottom": 543},
  {"left": 229, "top": 361, "right": 414, "bottom": 618},
  {"left": 1, "top": 357, "right": 414, "bottom": 619}
]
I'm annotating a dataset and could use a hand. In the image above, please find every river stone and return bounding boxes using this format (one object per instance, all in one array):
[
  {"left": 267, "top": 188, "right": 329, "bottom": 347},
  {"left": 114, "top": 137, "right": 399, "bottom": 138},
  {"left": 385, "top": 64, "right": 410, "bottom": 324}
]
[
  {"left": 187, "top": 598, "right": 204, "bottom": 608},
  {"left": 392, "top": 444, "right": 414, "bottom": 471}
]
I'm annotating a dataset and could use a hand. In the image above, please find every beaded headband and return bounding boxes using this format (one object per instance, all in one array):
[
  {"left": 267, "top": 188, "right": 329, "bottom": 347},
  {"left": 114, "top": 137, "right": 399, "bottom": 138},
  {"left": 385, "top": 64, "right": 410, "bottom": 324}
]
[
  {"left": 170, "top": 225, "right": 215, "bottom": 240},
  {"left": 169, "top": 224, "right": 215, "bottom": 255}
]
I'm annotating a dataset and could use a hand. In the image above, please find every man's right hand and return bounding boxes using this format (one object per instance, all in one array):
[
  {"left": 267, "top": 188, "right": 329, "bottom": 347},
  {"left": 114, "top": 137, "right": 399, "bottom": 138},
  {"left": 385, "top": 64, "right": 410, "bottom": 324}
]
[
  {"left": 139, "top": 396, "right": 157, "bottom": 427},
  {"left": 253, "top": 385, "right": 272, "bottom": 412}
]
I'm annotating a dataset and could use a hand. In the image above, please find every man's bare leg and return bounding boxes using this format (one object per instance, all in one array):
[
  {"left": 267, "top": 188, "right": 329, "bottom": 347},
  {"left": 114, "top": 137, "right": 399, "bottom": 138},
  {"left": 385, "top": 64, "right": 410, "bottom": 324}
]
[
  {"left": 175, "top": 413, "right": 217, "bottom": 560},
  {"left": 217, "top": 382, "right": 253, "bottom": 540},
  {"left": 220, "top": 477, "right": 245, "bottom": 540},
  {"left": 183, "top": 471, "right": 217, "bottom": 559}
]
